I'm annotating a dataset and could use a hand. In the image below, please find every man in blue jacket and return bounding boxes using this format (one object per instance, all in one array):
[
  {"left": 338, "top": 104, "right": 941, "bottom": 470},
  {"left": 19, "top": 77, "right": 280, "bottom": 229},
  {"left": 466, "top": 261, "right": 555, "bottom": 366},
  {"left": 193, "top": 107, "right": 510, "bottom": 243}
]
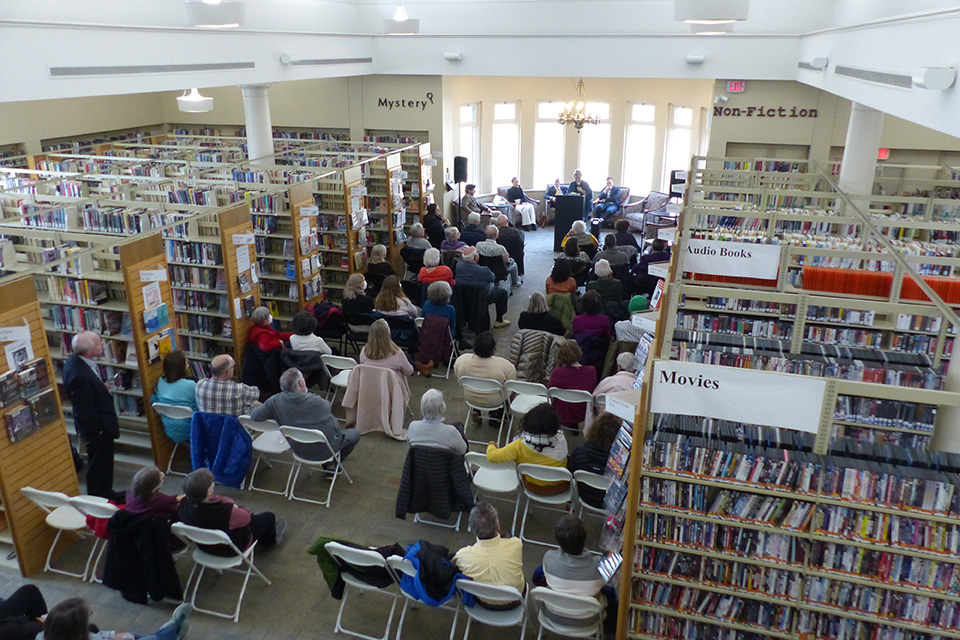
[{"left": 593, "top": 177, "right": 622, "bottom": 224}]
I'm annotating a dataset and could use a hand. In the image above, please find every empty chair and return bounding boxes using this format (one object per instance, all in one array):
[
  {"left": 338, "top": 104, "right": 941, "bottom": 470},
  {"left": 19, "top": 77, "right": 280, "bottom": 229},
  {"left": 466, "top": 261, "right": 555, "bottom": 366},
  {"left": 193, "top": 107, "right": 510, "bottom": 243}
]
[
  {"left": 280, "top": 425, "right": 353, "bottom": 507},
  {"left": 238, "top": 415, "right": 291, "bottom": 495},
  {"left": 503, "top": 381, "right": 549, "bottom": 445},
  {"left": 458, "top": 376, "right": 506, "bottom": 447},
  {"left": 151, "top": 402, "right": 195, "bottom": 475},
  {"left": 396, "top": 446, "right": 474, "bottom": 530},
  {"left": 386, "top": 554, "right": 461, "bottom": 640},
  {"left": 320, "top": 354, "right": 358, "bottom": 408},
  {"left": 21, "top": 487, "right": 107, "bottom": 581},
  {"left": 455, "top": 579, "right": 528, "bottom": 640},
  {"left": 546, "top": 388, "right": 594, "bottom": 432},
  {"left": 464, "top": 452, "right": 521, "bottom": 536},
  {"left": 529, "top": 587, "right": 603, "bottom": 640},
  {"left": 572, "top": 470, "right": 612, "bottom": 520},
  {"left": 171, "top": 522, "right": 271, "bottom": 623},
  {"left": 515, "top": 464, "right": 574, "bottom": 547},
  {"left": 67, "top": 495, "right": 119, "bottom": 583},
  {"left": 325, "top": 541, "right": 399, "bottom": 640}
]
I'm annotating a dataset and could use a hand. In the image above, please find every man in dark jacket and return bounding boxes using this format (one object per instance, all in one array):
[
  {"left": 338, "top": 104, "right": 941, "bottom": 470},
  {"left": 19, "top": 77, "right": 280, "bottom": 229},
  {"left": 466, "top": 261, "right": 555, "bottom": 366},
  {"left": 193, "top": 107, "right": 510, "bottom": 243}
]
[
  {"left": 63, "top": 331, "right": 119, "bottom": 499},
  {"left": 460, "top": 212, "right": 486, "bottom": 246},
  {"left": 495, "top": 214, "right": 525, "bottom": 280},
  {"left": 632, "top": 239, "right": 672, "bottom": 296},
  {"left": 422, "top": 203, "right": 446, "bottom": 250},
  {"left": 455, "top": 247, "right": 509, "bottom": 328}
]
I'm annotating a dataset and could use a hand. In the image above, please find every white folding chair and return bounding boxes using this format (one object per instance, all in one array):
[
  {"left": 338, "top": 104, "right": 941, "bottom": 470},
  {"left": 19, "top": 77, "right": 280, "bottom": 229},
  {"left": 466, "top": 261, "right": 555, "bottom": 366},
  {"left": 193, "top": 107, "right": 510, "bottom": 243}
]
[
  {"left": 21, "top": 487, "right": 106, "bottom": 580},
  {"left": 280, "top": 425, "right": 353, "bottom": 507},
  {"left": 67, "top": 496, "right": 119, "bottom": 583},
  {"left": 321, "top": 354, "right": 358, "bottom": 408},
  {"left": 592, "top": 393, "right": 607, "bottom": 417},
  {"left": 325, "top": 541, "right": 399, "bottom": 640},
  {"left": 459, "top": 376, "right": 506, "bottom": 447},
  {"left": 386, "top": 555, "right": 460, "bottom": 640},
  {"left": 546, "top": 388, "right": 593, "bottom": 433},
  {"left": 464, "top": 452, "right": 520, "bottom": 536},
  {"left": 415, "top": 316, "right": 460, "bottom": 379},
  {"left": 515, "top": 464, "right": 574, "bottom": 547},
  {"left": 238, "top": 415, "right": 291, "bottom": 495},
  {"left": 572, "top": 470, "right": 612, "bottom": 520},
  {"left": 529, "top": 587, "right": 603, "bottom": 640},
  {"left": 151, "top": 402, "right": 195, "bottom": 476},
  {"left": 171, "top": 522, "right": 271, "bottom": 623},
  {"left": 455, "top": 579, "right": 527, "bottom": 640},
  {"left": 503, "top": 381, "right": 549, "bottom": 445}
]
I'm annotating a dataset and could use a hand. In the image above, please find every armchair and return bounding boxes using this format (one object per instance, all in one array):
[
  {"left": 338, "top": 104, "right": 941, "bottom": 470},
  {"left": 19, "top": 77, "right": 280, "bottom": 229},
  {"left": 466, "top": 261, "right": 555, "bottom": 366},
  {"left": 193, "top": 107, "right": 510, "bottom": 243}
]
[{"left": 497, "top": 186, "right": 539, "bottom": 227}]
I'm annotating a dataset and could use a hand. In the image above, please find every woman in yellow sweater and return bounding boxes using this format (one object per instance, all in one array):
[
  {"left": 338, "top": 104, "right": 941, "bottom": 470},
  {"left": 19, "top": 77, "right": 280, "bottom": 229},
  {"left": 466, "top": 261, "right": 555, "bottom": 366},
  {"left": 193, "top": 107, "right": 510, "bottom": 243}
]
[{"left": 487, "top": 403, "right": 569, "bottom": 496}]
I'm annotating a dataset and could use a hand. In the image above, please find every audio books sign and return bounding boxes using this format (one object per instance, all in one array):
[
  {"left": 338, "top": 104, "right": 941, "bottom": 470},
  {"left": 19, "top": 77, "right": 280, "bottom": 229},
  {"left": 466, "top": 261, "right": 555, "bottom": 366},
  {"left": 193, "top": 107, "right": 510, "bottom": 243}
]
[
  {"left": 651, "top": 361, "right": 826, "bottom": 433},
  {"left": 682, "top": 239, "right": 782, "bottom": 279}
]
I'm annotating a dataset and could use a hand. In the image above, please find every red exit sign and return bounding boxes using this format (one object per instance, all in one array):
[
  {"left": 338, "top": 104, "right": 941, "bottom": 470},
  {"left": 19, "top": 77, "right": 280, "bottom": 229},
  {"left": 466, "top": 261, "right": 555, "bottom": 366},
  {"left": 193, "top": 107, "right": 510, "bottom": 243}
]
[
  {"left": 877, "top": 148, "right": 890, "bottom": 160},
  {"left": 727, "top": 81, "right": 746, "bottom": 93}
]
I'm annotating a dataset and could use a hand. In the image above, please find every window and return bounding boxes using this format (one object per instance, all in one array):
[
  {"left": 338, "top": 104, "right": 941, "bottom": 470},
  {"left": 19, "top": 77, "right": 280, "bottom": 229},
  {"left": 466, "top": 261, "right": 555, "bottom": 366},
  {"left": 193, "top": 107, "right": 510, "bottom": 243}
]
[
  {"left": 577, "top": 102, "right": 610, "bottom": 188},
  {"left": 623, "top": 103, "right": 656, "bottom": 196},
  {"left": 534, "top": 101, "right": 565, "bottom": 188},
  {"left": 491, "top": 101, "right": 519, "bottom": 189},
  {"left": 664, "top": 105, "right": 694, "bottom": 188},
  {"left": 459, "top": 103, "right": 479, "bottom": 184}
]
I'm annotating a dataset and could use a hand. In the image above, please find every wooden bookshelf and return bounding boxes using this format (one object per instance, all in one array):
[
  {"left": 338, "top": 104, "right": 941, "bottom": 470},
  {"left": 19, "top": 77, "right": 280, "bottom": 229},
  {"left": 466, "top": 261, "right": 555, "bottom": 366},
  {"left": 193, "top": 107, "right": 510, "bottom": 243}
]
[
  {"left": 288, "top": 180, "right": 323, "bottom": 310},
  {"left": 218, "top": 203, "right": 259, "bottom": 371}
]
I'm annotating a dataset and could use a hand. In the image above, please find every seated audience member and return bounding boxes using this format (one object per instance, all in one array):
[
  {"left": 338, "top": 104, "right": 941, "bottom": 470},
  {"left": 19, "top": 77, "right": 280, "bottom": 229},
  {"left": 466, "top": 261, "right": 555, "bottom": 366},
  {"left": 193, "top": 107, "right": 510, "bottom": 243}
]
[
  {"left": 561, "top": 220, "right": 599, "bottom": 254},
  {"left": 42, "top": 597, "right": 192, "bottom": 640},
  {"left": 547, "top": 340, "right": 598, "bottom": 427},
  {"left": 423, "top": 202, "right": 446, "bottom": 249},
  {"left": 460, "top": 183, "right": 495, "bottom": 223},
  {"left": 455, "top": 247, "right": 510, "bottom": 328},
  {"left": 587, "top": 259, "right": 623, "bottom": 303},
  {"left": 632, "top": 238, "right": 672, "bottom": 296},
  {"left": 375, "top": 275, "right": 419, "bottom": 319},
  {"left": 289, "top": 311, "right": 333, "bottom": 354},
  {"left": 151, "top": 351, "right": 197, "bottom": 444},
  {"left": 179, "top": 467, "right": 284, "bottom": 555},
  {"left": 405, "top": 222, "right": 433, "bottom": 251},
  {"left": 496, "top": 214, "right": 525, "bottom": 274},
  {"left": 506, "top": 176, "right": 537, "bottom": 230},
  {"left": 592, "top": 177, "right": 622, "bottom": 222},
  {"left": 422, "top": 281, "right": 458, "bottom": 339},
  {"left": 487, "top": 403, "right": 568, "bottom": 495},
  {"left": 534, "top": 515, "right": 617, "bottom": 626},
  {"left": 441, "top": 226, "right": 467, "bottom": 253},
  {"left": 594, "top": 352, "right": 639, "bottom": 399},
  {"left": 408, "top": 389, "right": 467, "bottom": 455},
  {"left": 460, "top": 211, "right": 487, "bottom": 247},
  {"left": 545, "top": 259, "right": 578, "bottom": 296},
  {"left": 196, "top": 354, "right": 259, "bottom": 416},
  {"left": 594, "top": 234, "right": 628, "bottom": 267},
  {"left": 454, "top": 331, "right": 517, "bottom": 417},
  {"left": 453, "top": 502, "right": 525, "bottom": 608},
  {"left": 366, "top": 244, "right": 396, "bottom": 294},
  {"left": 573, "top": 291, "right": 612, "bottom": 340},
  {"left": 248, "top": 306, "right": 291, "bottom": 353},
  {"left": 361, "top": 319, "right": 414, "bottom": 378},
  {"left": 560, "top": 237, "right": 593, "bottom": 266},
  {"left": 341, "top": 273, "right": 376, "bottom": 316},
  {"left": 567, "top": 412, "right": 621, "bottom": 509},
  {"left": 477, "top": 225, "right": 520, "bottom": 288},
  {"left": 518, "top": 292, "right": 566, "bottom": 336},
  {"left": 614, "top": 219, "right": 640, "bottom": 251},
  {"left": 568, "top": 169, "right": 594, "bottom": 219},
  {"left": 613, "top": 296, "right": 651, "bottom": 342},
  {"left": 418, "top": 248, "right": 455, "bottom": 286},
  {"left": 125, "top": 465, "right": 182, "bottom": 519},
  {"left": 250, "top": 367, "right": 360, "bottom": 462},
  {"left": 0, "top": 584, "right": 48, "bottom": 640}
]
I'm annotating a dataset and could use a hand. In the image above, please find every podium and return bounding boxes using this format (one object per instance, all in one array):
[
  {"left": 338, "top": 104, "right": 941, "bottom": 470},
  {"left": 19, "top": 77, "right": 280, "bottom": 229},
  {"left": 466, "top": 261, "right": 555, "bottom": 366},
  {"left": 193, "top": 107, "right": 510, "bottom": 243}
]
[{"left": 554, "top": 195, "right": 584, "bottom": 251}]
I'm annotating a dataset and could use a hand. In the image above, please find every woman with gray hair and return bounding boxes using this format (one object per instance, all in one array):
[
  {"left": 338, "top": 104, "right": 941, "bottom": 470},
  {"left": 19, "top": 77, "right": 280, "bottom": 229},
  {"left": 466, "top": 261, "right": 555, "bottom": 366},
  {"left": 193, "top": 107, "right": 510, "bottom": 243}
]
[
  {"left": 518, "top": 291, "right": 565, "bottom": 336},
  {"left": 587, "top": 258, "right": 622, "bottom": 303},
  {"left": 561, "top": 219, "right": 599, "bottom": 255},
  {"left": 441, "top": 226, "right": 466, "bottom": 252},
  {"left": 418, "top": 247, "right": 455, "bottom": 286},
  {"left": 248, "top": 305, "right": 291, "bottom": 353},
  {"left": 407, "top": 389, "right": 467, "bottom": 454},
  {"left": 406, "top": 222, "right": 432, "bottom": 250}
]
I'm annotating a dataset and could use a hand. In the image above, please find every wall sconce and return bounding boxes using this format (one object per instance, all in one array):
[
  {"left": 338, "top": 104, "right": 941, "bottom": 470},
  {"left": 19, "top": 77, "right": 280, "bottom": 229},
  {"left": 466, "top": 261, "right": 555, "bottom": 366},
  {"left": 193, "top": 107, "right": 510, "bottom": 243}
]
[
  {"left": 177, "top": 88, "right": 214, "bottom": 113},
  {"left": 691, "top": 23, "right": 733, "bottom": 34},
  {"left": 686, "top": 54, "right": 706, "bottom": 65},
  {"left": 444, "top": 52, "right": 463, "bottom": 62},
  {"left": 676, "top": 0, "right": 749, "bottom": 24},
  {"left": 913, "top": 67, "right": 956, "bottom": 90}
]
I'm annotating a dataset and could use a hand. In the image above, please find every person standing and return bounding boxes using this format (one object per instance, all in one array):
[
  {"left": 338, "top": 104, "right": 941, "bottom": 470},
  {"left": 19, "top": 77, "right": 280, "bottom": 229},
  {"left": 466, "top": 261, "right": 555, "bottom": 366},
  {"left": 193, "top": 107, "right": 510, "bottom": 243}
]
[
  {"left": 568, "top": 169, "right": 593, "bottom": 220},
  {"left": 422, "top": 203, "right": 446, "bottom": 249},
  {"left": 63, "top": 331, "right": 119, "bottom": 499}
]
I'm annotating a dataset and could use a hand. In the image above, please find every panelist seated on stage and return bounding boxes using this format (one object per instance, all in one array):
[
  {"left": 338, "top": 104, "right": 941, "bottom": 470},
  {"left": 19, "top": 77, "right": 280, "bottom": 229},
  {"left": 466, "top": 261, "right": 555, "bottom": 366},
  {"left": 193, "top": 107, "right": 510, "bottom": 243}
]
[{"left": 506, "top": 176, "right": 538, "bottom": 231}]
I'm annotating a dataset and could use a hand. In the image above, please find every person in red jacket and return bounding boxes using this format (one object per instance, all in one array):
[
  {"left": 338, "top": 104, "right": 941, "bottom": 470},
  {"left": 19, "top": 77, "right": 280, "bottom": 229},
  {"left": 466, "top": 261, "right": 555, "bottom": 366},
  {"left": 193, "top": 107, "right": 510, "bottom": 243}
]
[{"left": 248, "top": 306, "right": 292, "bottom": 352}]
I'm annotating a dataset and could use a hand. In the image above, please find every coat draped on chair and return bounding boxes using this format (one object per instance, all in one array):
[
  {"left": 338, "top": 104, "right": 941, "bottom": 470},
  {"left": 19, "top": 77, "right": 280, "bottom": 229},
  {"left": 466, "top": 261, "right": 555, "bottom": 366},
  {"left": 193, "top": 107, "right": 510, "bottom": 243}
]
[{"left": 342, "top": 364, "right": 410, "bottom": 441}]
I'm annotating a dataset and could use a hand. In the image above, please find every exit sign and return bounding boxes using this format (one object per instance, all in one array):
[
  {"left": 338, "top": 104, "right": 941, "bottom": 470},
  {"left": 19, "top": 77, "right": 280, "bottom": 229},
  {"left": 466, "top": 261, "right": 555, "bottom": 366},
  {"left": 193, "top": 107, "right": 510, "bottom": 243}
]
[
  {"left": 877, "top": 148, "right": 890, "bottom": 160},
  {"left": 727, "top": 81, "right": 746, "bottom": 93}
]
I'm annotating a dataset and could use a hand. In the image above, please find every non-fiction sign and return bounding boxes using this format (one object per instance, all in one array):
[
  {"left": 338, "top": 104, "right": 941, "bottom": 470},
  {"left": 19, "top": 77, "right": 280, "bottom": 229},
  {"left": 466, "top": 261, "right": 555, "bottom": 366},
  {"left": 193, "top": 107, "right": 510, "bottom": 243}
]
[{"left": 682, "top": 239, "right": 781, "bottom": 279}]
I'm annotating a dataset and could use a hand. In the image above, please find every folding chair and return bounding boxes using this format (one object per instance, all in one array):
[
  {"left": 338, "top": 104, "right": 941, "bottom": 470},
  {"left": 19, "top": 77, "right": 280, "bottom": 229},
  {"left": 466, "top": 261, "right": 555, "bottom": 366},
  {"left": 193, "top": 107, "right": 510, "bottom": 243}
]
[
  {"left": 546, "top": 388, "right": 594, "bottom": 433},
  {"left": 67, "top": 496, "right": 119, "bottom": 583},
  {"left": 503, "top": 381, "right": 549, "bottom": 445},
  {"left": 325, "top": 541, "right": 399, "bottom": 640},
  {"left": 464, "top": 452, "right": 520, "bottom": 535},
  {"left": 529, "top": 587, "right": 603, "bottom": 640},
  {"left": 21, "top": 487, "right": 106, "bottom": 581},
  {"left": 459, "top": 376, "right": 506, "bottom": 447},
  {"left": 515, "top": 464, "right": 574, "bottom": 547},
  {"left": 386, "top": 555, "right": 460, "bottom": 640},
  {"left": 572, "top": 470, "right": 612, "bottom": 520},
  {"left": 171, "top": 522, "right": 271, "bottom": 623},
  {"left": 238, "top": 415, "right": 291, "bottom": 495},
  {"left": 455, "top": 579, "right": 528, "bottom": 640},
  {"left": 151, "top": 402, "right": 195, "bottom": 476},
  {"left": 280, "top": 426, "right": 353, "bottom": 507},
  {"left": 321, "top": 354, "right": 358, "bottom": 408},
  {"left": 414, "top": 316, "right": 460, "bottom": 379}
]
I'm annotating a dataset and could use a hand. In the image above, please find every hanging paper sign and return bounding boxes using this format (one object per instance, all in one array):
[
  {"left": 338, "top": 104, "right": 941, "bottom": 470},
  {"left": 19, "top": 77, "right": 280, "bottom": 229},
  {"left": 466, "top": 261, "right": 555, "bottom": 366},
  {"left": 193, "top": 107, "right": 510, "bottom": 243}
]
[
  {"left": 681, "top": 239, "right": 782, "bottom": 279},
  {"left": 299, "top": 206, "right": 319, "bottom": 217},
  {"left": 139, "top": 269, "right": 167, "bottom": 282},
  {"left": 606, "top": 390, "right": 641, "bottom": 424},
  {"left": 657, "top": 227, "right": 677, "bottom": 243},
  {"left": 423, "top": 159, "right": 437, "bottom": 167},
  {"left": 647, "top": 262, "right": 670, "bottom": 279},
  {"left": 397, "top": 170, "right": 409, "bottom": 179},
  {"left": 0, "top": 325, "right": 31, "bottom": 343},
  {"left": 232, "top": 233, "right": 255, "bottom": 245},
  {"left": 631, "top": 312, "right": 657, "bottom": 333},
  {"left": 351, "top": 186, "right": 368, "bottom": 196},
  {"left": 651, "top": 361, "right": 826, "bottom": 433},
  {"left": 236, "top": 246, "right": 251, "bottom": 274}
]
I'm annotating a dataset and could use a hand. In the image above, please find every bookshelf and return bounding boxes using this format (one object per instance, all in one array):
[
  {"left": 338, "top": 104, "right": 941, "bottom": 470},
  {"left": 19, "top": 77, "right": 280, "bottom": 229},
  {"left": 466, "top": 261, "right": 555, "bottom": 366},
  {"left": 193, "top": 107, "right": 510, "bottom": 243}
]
[
  {"left": 0, "top": 276, "right": 79, "bottom": 577},
  {"left": 217, "top": 203, "right": 259, "bottom": 370},
  {"left": 287, "top": 180, "right": 323, "bottom": 311}
]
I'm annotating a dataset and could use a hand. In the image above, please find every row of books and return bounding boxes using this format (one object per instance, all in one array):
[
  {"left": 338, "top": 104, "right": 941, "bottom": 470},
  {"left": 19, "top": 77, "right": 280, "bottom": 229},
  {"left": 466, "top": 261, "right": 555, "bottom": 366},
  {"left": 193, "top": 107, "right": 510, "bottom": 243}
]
[
  {"left": 676, "top": 311, "right": 794, "bottom": 340},
  {"left": 172, "top": 289, "right": 227, "bottom": 315},
  {"left": 834, "top": 395, "right": 937, "bottom": 430},
  {"left": 164, "top": 240, "right": 222, "bottom": 265},
  {"left": 701, "top": 296, "right": 793, "bottom": 317},
  {"left": 21, "top": 203, "right": 80, "bottom": 230},
  {"left": 49, "top": 306, "right": 127, "bottom": 337},
  {"left": 831, "top": 424, "right": 932, "bottom": 449},
  {"left": 252, "top": 214, "right": 280, "bottom": 235},
  {"left": 170, "top": 265, "right": 226, "bottom": 290},
  {"left": 797, "top": 608, "right": 954, "bottom": 640},
  {"left": 651, "top": 414, "right": 815, "bottom": 451},
  {"left": 810, "top": 540, "right": 960, "bottom": 595},
  {"left": 820, "top": 464, "right": 959, "bottom": 516},
  {"left": 175, "top": 314, "right": 224, "bottom": 338},
  {"left": 164, "top": 186, "right": 225, "bottom": 206},
  {"left": 629, "top": 609, "right": 783, "bottom": 640},
  {"left": 634, "top": 581, "right": 795, "bottom": 632},
  {"left": 802, "top": 575, "right": 960, "bottom": 628},
  {"left": 802, "top": 325, "right": 883, "bottom": 348},
  {"left": 46, "top": 277, "right": 110, "bottom": 306}
]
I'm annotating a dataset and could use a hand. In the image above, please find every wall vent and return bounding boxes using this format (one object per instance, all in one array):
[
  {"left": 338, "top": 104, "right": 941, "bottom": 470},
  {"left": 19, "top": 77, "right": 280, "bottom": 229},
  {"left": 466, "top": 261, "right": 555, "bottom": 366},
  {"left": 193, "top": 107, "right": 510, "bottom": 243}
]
[
  {"left": 834, "top": 65, "right": 912, "bottom": 88},
  {"left": 290, "top": 57, "right": 373, "bottom": 67},
  {"left": 50, "top": 62, "right": 255, "bottom": 78}
]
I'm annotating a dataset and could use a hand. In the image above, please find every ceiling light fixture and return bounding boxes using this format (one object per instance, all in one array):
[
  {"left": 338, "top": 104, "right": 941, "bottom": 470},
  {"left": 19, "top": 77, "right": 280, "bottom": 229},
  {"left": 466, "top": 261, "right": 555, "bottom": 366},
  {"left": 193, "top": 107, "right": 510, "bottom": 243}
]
[
  {"left": 675, "top": 0, "right": 750, "bottom": 24},
  {"left": 558, "top": 78, "right": 601, "bottom": 133},
  {"left": 177, "top": 88, "right": 215, "bottom": 113},
  {"left": 383, "top": 4, "right": 419, "bottom": 35},
  {"left": 913, "top": 67, "right": 956, "bottom": 90},
  {"left": 184, "top": 1, "right": 245, "bottom": 28},
  {"left": 691, "top": 22, "right": 734, "bottom": 34}
]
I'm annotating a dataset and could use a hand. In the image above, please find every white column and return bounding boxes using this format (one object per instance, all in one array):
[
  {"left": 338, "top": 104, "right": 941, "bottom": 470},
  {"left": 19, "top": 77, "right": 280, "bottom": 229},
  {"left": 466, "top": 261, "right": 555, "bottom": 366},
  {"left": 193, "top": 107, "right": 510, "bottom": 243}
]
[
  {"left": 837, "top": 102, "right": 884, "bottom": 196},
  {"left": 240, "top": 84, "right": 273, "bottom": 166}
]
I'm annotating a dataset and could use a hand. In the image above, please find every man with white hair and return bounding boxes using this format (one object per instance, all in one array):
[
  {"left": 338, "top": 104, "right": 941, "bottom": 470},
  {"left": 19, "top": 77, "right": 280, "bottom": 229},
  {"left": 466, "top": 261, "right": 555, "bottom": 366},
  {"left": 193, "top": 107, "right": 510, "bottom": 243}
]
[
  {"left": 407, "top": 389, "right": 467, "bottom": 454},
  {"left": 594, "top": 352, "right": 639, "bottom": 400},
  {"left": 455, "top": 246, "right": 510, "bottom": 328},
  {"left": 196, "top": 354, "right": 259, "bottom": 416},
  {"left": 406, "top": 222, "right": 432, "bottom": 250},
  {"left": 249, "top": 368, "right": 360, "bottom": 462},
  {"left": 460, "top": 211, "right": 486, "bottom": 247},
  {"left": 63, "top": 331, "right": 120, "bottom": 498},
  {"left": 453, "top": 502, "right": 524, "bottom": 608},
  {"left": 476, "top": 225, "right": 520, "bottom": 289}
]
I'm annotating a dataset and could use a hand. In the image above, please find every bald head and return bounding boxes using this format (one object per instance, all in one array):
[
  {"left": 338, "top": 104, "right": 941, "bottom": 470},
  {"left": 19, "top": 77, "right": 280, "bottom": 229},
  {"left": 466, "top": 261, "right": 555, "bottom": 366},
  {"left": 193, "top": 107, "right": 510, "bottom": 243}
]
[
  {"left": 496, "top": 215, "right": 509, "bottom": 227},
  {"left": 210, "top": 355, "right": 236, "bottom": 380},
  {"left": 462, "top": 246, "right": 479, "bottom": 263},
  {"left": 72, "top": 331, "right": 102, "bottom": 358}
]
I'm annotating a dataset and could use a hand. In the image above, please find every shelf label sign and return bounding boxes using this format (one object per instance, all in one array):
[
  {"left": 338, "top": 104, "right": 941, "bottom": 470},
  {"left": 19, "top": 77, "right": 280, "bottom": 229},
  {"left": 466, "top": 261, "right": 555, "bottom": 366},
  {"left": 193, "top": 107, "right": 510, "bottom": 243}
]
[
  {"left": 682, "top": 239, "right": 781, "bottom": 279},
  {"left": 657, "top": 227, "right": 677, "bottom": 243},
  {"left": 300, "top": 206, "right": 319, "bottom": 217},
  {"left": 139, "top": 269, "right": 167, "bottom": 282},
  {"left": 351, "top": 186, "right": 368, "bottom": 196},
  {"left": 232, "top": 233, "right": 254, "bottom": 245},
  {"left": 651, "top": 361, "right": 826, "bottom": 433}
]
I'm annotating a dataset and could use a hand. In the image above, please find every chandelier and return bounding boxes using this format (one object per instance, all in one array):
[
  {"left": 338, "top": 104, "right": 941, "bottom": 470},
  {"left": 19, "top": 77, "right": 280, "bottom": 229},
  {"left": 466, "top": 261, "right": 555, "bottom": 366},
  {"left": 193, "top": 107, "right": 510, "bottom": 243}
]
[{"left": 558, "top": 78, "right": 600, "bottom": 132}]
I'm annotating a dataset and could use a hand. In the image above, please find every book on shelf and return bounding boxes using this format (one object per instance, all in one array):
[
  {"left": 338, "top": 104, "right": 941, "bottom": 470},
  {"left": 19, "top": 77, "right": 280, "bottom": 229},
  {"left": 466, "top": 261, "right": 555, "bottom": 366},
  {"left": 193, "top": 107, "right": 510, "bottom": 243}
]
[
  {"left": 0, "top": 371, "right": 19, "bottom": 406},
  {"left": 17, "top": 358, "right": 49, "bottom": 399},
  {"left": 125, "top": 342, "right": 138, "bottom": 367},
  {"left": 237, "top": 273, "right": 251, "bottom": 293},
  {"left": 28, "top": 388, "right": 58, "bottom": 426},
  {"left": 241, "top": 296, "right": 255, "bottom": 317},
  {"left": 143, "top": 303, "right": 169, "bottom": 334},
  {"left": 5, "top": 405, "right": 38, "bottom": 443}
]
